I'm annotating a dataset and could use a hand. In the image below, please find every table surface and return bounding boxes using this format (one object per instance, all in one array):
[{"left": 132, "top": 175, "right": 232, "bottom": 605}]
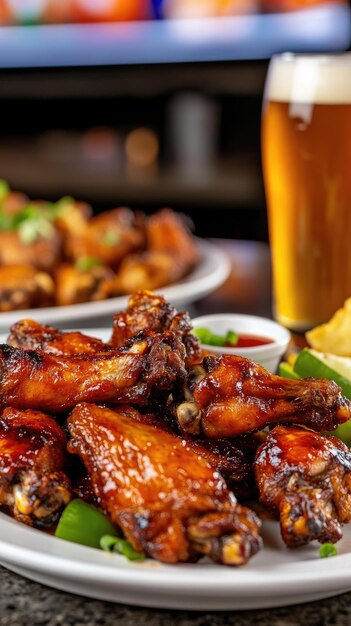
[{"left": 1, "top": 238, "right": 351, "bottom": 625}]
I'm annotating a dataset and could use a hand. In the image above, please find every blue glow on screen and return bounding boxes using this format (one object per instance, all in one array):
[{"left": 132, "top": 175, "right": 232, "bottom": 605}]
[{"left": 0, "top": 3, "right": 349, "bottom": 68}]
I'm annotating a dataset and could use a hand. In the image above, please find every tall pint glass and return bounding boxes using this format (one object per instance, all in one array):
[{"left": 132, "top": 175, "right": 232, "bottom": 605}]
[{"left": 262, "top": 54, "right": 351, "bottom": 331}]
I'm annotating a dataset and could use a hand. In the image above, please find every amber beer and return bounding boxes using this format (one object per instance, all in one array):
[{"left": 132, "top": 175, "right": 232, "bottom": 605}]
[{"left": 262, "top": 54, "right": 351, "bottom": 331}]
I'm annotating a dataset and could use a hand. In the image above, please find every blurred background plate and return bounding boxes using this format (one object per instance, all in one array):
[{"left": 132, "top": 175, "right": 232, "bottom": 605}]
[{"left": 0, "top": 238, "right": 230, "bottom": 331}]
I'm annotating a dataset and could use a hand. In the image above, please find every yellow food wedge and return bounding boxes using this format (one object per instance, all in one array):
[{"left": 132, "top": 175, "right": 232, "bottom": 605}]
[{"left": 306, "top": 298, "right": 351, "bottom": 356}]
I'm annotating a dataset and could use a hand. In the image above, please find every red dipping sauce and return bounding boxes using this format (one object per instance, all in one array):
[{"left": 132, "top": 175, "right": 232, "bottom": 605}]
[{"left": 227, "top": 334, "right": 274, "bottom": 348}]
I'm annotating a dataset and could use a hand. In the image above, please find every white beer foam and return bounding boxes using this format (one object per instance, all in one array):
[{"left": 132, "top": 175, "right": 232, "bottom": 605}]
[{"left": 266, "top": 54, "right": 351, "bottom": 105}]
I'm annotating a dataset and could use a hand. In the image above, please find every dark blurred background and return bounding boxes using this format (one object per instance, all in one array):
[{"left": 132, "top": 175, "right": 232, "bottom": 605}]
[{"left": 0, "top": 0, "right": 349, "bottom": 241}]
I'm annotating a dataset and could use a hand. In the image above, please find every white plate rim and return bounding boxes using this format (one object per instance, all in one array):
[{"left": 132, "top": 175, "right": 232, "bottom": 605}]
[{"left": 0, "top": 514, "right": 351, "bottom": 598}]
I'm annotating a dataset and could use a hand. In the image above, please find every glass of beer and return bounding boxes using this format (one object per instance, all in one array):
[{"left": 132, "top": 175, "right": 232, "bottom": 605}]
[{"left": 262, "top": 53, "right": 351, "bottom": 331}]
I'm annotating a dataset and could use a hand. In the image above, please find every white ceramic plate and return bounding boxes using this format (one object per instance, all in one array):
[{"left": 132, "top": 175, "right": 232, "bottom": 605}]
[
  {"left": 0, "top": 239, "right": 230, "bottom": 331},
  {"left": 0, "top": 513, "right": 351, "bottom": 610},
  {"left": 0, "top": 325, "right": 350, "bottom": 610}
]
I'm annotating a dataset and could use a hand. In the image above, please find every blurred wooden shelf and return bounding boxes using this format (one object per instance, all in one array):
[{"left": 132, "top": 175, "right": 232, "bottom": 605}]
[{"left": 0, "top": 159, "right": 263, "bottom": 207}]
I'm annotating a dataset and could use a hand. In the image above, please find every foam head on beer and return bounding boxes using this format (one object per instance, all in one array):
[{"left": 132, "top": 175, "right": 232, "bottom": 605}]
[{"left": 262, "top": 53, "right": 351, "bottom": 331}]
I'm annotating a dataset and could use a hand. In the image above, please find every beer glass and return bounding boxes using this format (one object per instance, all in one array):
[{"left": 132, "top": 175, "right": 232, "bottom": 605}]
[{"left": 262, "top": 53, "right": 351, "bottom": 331}]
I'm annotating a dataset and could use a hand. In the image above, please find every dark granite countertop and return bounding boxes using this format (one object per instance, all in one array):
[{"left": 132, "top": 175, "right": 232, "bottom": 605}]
[{"left": 1, "top": 566, "right": 351, "bottom": 626}]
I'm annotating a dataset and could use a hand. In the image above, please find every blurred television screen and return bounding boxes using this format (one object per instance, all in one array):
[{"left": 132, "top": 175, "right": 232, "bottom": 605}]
[{"left": 0, "top": 0, "right": 347, "bottom": 23}]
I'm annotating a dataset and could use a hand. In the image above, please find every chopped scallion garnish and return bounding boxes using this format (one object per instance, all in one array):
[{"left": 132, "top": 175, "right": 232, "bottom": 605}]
[
  {"left": 319, "top": 543, "right": 338, "bottom": 558},
  {"left": 75, "top": 257, "right": 102, "bottom": 272},
  {"left": 100, "top": 535, "right": 145, "bottom": 561},
  {"left": 194, "top": 327, "right": 239, "bottom": 347}
]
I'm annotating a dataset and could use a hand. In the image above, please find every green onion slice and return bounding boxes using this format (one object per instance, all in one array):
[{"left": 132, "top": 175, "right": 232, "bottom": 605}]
[
  {"left": 226, "top": 330, "right": 238, "bottom": 346},
  {"left": 0, "top": 180, "right": 9, "bottom": 204},
  {"left": 194, "top": 327, "right": 238, "bottom": 347},
  {"left": 319, "top": 543, "right": 338, "bottom": 558},
  {"left": 103, "top": 230, "right": 120, "bottom": 247},
  {"left": 75, "top": 256, "right": 102, "bottom": 272},
  {"left": 100, "top": 535, "right": 145, "bottom": 561},
  {"left": 55, "top": 500, "right": 116, "bottom": 549}
]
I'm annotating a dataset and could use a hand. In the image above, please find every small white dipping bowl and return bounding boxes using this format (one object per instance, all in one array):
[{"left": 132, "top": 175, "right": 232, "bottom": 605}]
[{"left": 191, "top": 314, "right": 291, "bottom": 373}]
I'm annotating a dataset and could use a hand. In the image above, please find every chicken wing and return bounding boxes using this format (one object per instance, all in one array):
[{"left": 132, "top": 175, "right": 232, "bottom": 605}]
[
  {"left": 111, "top": 290, "right": 201, "bottom": 365},
  {"left": 255, "top": 425, "right": 351, "bottom": 547},
  {"left": 146, "top": 208, "right": 198, "bottom": 270},
  {"left": 115, "top": 251, "right": 186, "bottom": 293},
  {"left": 67, "top": 403, "right": 261, "bottom": 565},
  {"left": 115, "top": 209, "right": 199, "bottom": 293},
  {"left": 0, "top": 407, "right": 71, "bottom": 527},
  {"left": 113, "top": 404, "right": 252, "bottom": 490},
  {"left": 175, "top": 356, "right": 351, "bottom": 437},
  {"left": 53, "top": 198, "right": 92, "bottom": 255},
  {"left": 0, "top": 265, "right": 55, "bottom": 312},
  {"left": 0, "top": 230, "right": 62, "bottom": 273},
  {"left": 7, "top": 319, "right": 109, "bottom": 356},
  {"left": 55, "top": 263, "right": 116, "bottom": 306},
  {"left": 0, "top": 331, "right": 187, "bottom": 413},
  {"left": 66, "top": 207, "right": 144, "bottom": 268}
]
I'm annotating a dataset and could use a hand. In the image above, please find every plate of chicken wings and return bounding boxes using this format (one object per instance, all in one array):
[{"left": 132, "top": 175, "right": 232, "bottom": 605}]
[
  {"left": 0, "top": 184, "right": 231, "bottom": 329},
  {"left": 0, "top": 237, "right": 229, "bottom": 331},
  {"left": 0, "top": 291, "right": 351, "bottom": 610}
]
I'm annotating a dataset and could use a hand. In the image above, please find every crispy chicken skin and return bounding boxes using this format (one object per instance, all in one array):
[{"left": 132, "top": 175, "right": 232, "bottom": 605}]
[
  {"left": 111, "top": 291, "right": 201, "bottom": 365},
  {"left": 255, "top": 426, "right": 351, "bottom": 547},
  {"left": 7, "top": 319, "right": 109, "bottom": 356},
  {"left": 0, "top": 407, "right": 71, "bottom": 527},
  {"left": 0, "top": 331, "right": 187, "bottom": 412},
  {"left": 189, "top": 438, "right": 252, "bottom": 493},
  {"left": 0, "top": 265, "right": 55, "bottom": 312},
  {"left": 67, "top": 403, "right": 261, "bottom": 565},
  {"left": 175, "top": 356, "right": 351, "bottom": 437}
]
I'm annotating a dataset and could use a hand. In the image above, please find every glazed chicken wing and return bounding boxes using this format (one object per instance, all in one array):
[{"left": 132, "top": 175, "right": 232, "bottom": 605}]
[
  {"left": 67, "top": 403, "right": 261, "bottom": 565},
  {"left": 0, "top": 407, "right": 71, "bottom": 527},
  {"left": 111, "top": 290, "right": 201, "bottom": 365},
  {"left": 114, "top": 404, "right": 252, "bottom": 490},
  {"left": 7, "top": 319, "right": 109, "bottom": 356},
  {"left": 55, "top": 263, "right": 116, "bottom": 306},
  {"left": 175, "top": 356, "right": 351, "bottom": 437},
  {"left": 146, "top": 208, "right": 198, "bottom": 269},
  {"left": 115, "top": 209, "right": 198, "bottom": 293},
  {"left": 0, "top": 331, "right": 187, "bottom": 413},
  {"left": 67, "top": 207, "right": 144, "bottom": 268},
  {"left": 53, "top": 198, "right": 92, "bottom": 255},
  {"left": 115, "top": 251, "right": 186, "bottom": 294},
  {"left": 0, "top": 230, "right": 62, "bottom": 274},
  {"left": 255, "top": 425, "right": 351, "bottom": 547},
  {"left": 0, "top": 265, "right": 55, "bottom": 312}
]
